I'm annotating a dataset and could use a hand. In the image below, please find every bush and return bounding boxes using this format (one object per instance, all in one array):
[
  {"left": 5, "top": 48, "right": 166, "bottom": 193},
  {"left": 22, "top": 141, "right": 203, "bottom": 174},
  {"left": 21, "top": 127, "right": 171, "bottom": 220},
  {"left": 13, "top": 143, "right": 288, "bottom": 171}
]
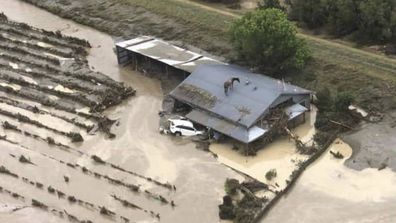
[
  {"left": 234, "top": 194, "right": 262, "bottom": 223},
  {"left": 225, "top": 178, "right": 240, "bottom": 195},
  {"left": 314, "top": 112, "right": 330, "bottom": 131},
  {"left": 201, "top": 0, "right": 240, "bottom": 4},
  {"left": 265, "top": 169, "right": 277, "bottom": 180},
  {"left": 315, "top": 87, "right": 333, "bottom": 111},
  {"left": 313, "top": 131, "right": 332, "bottom": 146},
  {"left": 334, "top": 91, "right": 354, "bottom": 112},
  {"left": 257, "top": 0, "right": 286, "bottom": 11},
  {"left": 219, "top": 195, "right": 235, "bottom": 219},
  {"left": 230, "top": 8, "right": 310, "bottom": 75}
]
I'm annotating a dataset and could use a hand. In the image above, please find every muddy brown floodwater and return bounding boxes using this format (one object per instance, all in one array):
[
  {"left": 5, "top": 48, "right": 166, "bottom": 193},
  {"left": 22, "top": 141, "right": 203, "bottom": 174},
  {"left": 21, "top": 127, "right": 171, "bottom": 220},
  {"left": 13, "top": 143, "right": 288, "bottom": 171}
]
[
  {"left": 0, "top": 1, "right": 240, "bottom": 223},
  {"left": 263, "top": 139, "right": 396, "bottom": 223},
  {"left": 1, "top": 1, "right": 396, "bottom": 223}
]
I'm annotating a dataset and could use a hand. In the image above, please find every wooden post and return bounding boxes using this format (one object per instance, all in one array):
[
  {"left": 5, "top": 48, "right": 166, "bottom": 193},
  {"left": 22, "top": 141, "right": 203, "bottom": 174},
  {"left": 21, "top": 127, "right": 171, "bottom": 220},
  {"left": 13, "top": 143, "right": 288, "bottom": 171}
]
[{"left": 134, "top": 54, "right": 138, "bottom": 71}]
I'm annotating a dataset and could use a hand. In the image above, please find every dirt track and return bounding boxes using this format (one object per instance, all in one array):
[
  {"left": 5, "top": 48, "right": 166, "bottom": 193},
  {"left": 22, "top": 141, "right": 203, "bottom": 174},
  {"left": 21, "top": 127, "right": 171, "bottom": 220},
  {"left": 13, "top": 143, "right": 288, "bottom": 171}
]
[{"left": 0, "top": 1, "right": 240, "bottom": 223}]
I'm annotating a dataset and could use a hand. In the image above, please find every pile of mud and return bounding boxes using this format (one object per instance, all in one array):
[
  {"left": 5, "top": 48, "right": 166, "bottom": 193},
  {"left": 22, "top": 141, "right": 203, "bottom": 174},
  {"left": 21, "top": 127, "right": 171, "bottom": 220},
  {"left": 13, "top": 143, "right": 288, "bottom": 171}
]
[{"left": 0, "top": 14, "right": 135, "bottom": 140}]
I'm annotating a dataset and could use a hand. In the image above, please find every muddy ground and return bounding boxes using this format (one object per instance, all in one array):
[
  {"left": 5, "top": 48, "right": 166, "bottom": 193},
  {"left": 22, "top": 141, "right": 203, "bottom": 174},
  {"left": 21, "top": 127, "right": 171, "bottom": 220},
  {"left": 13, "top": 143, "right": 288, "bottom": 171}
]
[
  {"left": 0, "top": 12, "right": 135, "bottom": 140},
  {"left": 343, "top": 112, "right": 396, "bottom": 171},
  {"left": 264, "top": 139, "right": 396, "bottom": 223},
  {"left": 0, "top": 1, "right": 241, "bottom": 223}
]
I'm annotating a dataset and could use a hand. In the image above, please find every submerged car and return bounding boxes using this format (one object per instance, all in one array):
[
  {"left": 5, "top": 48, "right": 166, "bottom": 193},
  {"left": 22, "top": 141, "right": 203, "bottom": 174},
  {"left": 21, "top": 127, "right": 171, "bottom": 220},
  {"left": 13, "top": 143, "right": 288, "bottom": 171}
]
[{"left": 168, "top": 118, "right": 205, "bottom": 136}]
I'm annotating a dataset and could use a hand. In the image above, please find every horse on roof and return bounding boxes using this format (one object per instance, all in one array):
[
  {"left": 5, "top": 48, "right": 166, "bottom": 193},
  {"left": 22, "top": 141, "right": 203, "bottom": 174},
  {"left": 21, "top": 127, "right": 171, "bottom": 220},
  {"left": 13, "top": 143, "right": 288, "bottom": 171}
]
[{"left": 224, "top": 77, "right": 240, "bottom": 95}]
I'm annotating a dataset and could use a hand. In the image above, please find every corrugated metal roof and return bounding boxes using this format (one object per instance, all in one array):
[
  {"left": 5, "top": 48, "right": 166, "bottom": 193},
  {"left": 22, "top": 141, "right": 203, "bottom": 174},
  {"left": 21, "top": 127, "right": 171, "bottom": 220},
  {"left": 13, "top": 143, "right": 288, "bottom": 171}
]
[
  {"left": 116, "top": 37, "right": 225, "bottom": 73},
  {"left": 186, "top": 109, "right": 267, "bottom": 143},
  {"left": 177, "top": 57, "right": 225, "bottom": 73},
  {"left": 285, "top": 103, "right": 308, "bottom": 120},
  {"left": 116, "top": 36, "right": 153, "bottom": 48},
  {"left": 171, "top": 64, "right": 311, "bottom": 128}
]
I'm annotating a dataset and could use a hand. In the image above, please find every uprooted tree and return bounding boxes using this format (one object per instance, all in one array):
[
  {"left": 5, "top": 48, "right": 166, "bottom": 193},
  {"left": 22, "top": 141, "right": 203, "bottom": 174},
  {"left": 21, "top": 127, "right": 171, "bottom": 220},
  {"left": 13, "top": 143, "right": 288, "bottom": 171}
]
[{"left": 230, "top": 8, "right": 310, "bottom": 75}]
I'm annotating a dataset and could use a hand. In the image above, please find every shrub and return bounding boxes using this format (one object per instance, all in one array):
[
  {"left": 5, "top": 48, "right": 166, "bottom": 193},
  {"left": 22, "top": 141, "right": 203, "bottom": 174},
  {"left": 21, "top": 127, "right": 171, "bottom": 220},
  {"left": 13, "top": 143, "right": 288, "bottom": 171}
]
[
  {"left": 218, "top": 195, "right": 235, "bottom": 219},
  {"left": 314, "top": 113, "right": 330, "bottom": 131},
  {"left": 201, "top": 0, "right": 240, "bottom": 4},
  {"left": 265, "top": 169, "right": 277, "bottom": 180},
  {"left": 334, "top": 91, "right": 354, "bottom": 112},
  {"left": 257, "top": 0, "right": 286, "bottom": 11},
  {"left": 313, "top": 131, "right": 332, "bottom": 146},
  {"left": 224, "top": 178, "right": 240, "bottom": 195},
  {"left": 315, "top": 87, "right": 333, "bottom": 111}
]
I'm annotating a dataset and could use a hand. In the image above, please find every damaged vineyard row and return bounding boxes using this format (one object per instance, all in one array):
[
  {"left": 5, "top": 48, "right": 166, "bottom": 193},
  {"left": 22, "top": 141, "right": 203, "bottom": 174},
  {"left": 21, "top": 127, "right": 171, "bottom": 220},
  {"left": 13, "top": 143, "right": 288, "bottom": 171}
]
[{"left": 0, "top": 13, "right": 135, "bottom": 139}]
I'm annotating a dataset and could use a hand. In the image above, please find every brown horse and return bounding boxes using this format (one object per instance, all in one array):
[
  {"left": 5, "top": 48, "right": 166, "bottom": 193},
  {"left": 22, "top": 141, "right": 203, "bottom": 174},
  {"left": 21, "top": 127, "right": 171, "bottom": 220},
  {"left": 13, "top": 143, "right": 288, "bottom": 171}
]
[{"left": 224, "top": 77, "right": 240, "bottom": 95}]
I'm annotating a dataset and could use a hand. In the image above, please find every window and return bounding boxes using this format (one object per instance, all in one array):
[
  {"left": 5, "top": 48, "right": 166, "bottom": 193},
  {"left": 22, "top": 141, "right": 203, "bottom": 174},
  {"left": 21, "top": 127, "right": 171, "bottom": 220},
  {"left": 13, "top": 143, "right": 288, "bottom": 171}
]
[{"left": 178, "top": 126, "right": 195, "bottom": 131}]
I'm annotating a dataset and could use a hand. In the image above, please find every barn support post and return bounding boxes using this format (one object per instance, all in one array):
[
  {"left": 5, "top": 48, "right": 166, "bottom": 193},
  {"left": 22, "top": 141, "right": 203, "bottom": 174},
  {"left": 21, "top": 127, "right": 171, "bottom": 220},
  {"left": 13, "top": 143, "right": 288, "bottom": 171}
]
[{"left": 134, "top": 54, "right": 138, "bottom": 71}]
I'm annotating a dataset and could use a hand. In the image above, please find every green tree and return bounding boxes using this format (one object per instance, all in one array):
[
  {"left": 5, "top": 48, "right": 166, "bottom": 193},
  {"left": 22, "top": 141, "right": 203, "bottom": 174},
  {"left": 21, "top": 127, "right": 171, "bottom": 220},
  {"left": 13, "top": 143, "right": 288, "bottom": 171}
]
[
  {"left": 287, "top": 0, "right": 396, "bottom": 43},
  {"left": 230, "top": 8, "right": 310, "bottom": 74},
  {"left": 258, "top": 0, "right": 285, "bottom": 11},
  {"left": 327, "top": 0, "right": 359, "bottom": 36},
  {"left": 287, "top": 0, "right": 330, "bottom": 28},
  {"left": 358, "top": 0, "right": 395, "bottom": 42}
]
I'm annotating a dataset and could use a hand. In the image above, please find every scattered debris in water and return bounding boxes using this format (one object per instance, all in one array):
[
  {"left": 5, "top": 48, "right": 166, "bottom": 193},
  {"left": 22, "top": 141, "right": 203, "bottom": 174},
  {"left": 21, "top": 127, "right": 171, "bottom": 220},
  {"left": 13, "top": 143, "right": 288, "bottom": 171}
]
[{"left": 18, "top": 155, "right": 34, "bottom": 165}]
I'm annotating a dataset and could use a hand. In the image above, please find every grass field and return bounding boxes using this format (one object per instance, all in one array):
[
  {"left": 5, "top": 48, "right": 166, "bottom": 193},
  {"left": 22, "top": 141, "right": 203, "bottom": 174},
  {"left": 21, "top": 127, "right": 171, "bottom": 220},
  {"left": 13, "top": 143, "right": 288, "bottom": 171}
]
[{"left": 22, "top": 0, "right": 396, "bottom": 111}]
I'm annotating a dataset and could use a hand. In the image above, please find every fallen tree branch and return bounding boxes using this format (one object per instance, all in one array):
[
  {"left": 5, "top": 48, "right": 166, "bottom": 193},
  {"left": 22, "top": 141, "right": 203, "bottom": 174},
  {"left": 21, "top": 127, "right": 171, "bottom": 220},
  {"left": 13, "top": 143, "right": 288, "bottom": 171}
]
[{"left": 329, "top": 120, "right": 353, "bottom": 130}]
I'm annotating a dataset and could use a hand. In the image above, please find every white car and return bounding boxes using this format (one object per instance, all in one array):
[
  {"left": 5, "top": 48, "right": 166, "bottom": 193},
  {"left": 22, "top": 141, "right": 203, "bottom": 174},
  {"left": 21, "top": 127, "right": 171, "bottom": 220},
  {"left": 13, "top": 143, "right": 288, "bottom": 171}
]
[{"left": 168, "top": 118, "right": 205, "bottom": 136}]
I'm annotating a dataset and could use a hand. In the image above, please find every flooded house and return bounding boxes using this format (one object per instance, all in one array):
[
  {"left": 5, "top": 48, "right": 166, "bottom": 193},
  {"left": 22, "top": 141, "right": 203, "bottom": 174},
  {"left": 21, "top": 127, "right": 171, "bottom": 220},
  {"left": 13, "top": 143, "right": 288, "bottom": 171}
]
[
  {"left": 169, "top": 64, "right": 312, "bottom": 145},
  {"left": 116, "top": 36, "right": 312, "bottom": 145}
]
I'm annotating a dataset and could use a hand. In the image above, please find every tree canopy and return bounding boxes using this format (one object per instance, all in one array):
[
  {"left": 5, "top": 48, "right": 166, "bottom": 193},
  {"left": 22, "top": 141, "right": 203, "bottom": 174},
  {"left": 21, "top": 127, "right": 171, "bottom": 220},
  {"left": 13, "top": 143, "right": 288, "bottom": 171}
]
[
  {"left": 257, "top": 0, "right": 286, "bottom": 11},
  {"left": 287, "top": 0, "right": 396, "bottom": 43},
  {"left": 230, "top": 8, "right": 310, "bottom": 75}
]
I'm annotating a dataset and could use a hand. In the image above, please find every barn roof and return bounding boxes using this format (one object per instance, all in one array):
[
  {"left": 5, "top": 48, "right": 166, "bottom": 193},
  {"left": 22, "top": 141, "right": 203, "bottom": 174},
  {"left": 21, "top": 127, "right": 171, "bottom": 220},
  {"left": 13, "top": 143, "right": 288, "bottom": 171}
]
[
  {"left": 170, "top": 64, "right": 311, "bottom": 129},
  {"left": 115, "top": 37, "right": 225, "bottom": 73}
]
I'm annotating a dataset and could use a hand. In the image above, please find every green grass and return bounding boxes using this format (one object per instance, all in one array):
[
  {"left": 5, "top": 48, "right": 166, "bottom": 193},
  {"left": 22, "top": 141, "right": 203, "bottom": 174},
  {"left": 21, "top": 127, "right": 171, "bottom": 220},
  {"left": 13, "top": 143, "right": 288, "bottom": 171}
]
[{"left": 120, "top": 0, "right": 234, "bottom": 32}]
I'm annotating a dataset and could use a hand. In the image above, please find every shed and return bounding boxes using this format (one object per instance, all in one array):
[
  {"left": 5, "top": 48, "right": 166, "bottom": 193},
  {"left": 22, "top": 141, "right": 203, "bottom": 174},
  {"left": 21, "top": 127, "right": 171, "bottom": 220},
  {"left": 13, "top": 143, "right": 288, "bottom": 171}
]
[{"left": 115, "top": 36, "right": 225, "bottom": 74}]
